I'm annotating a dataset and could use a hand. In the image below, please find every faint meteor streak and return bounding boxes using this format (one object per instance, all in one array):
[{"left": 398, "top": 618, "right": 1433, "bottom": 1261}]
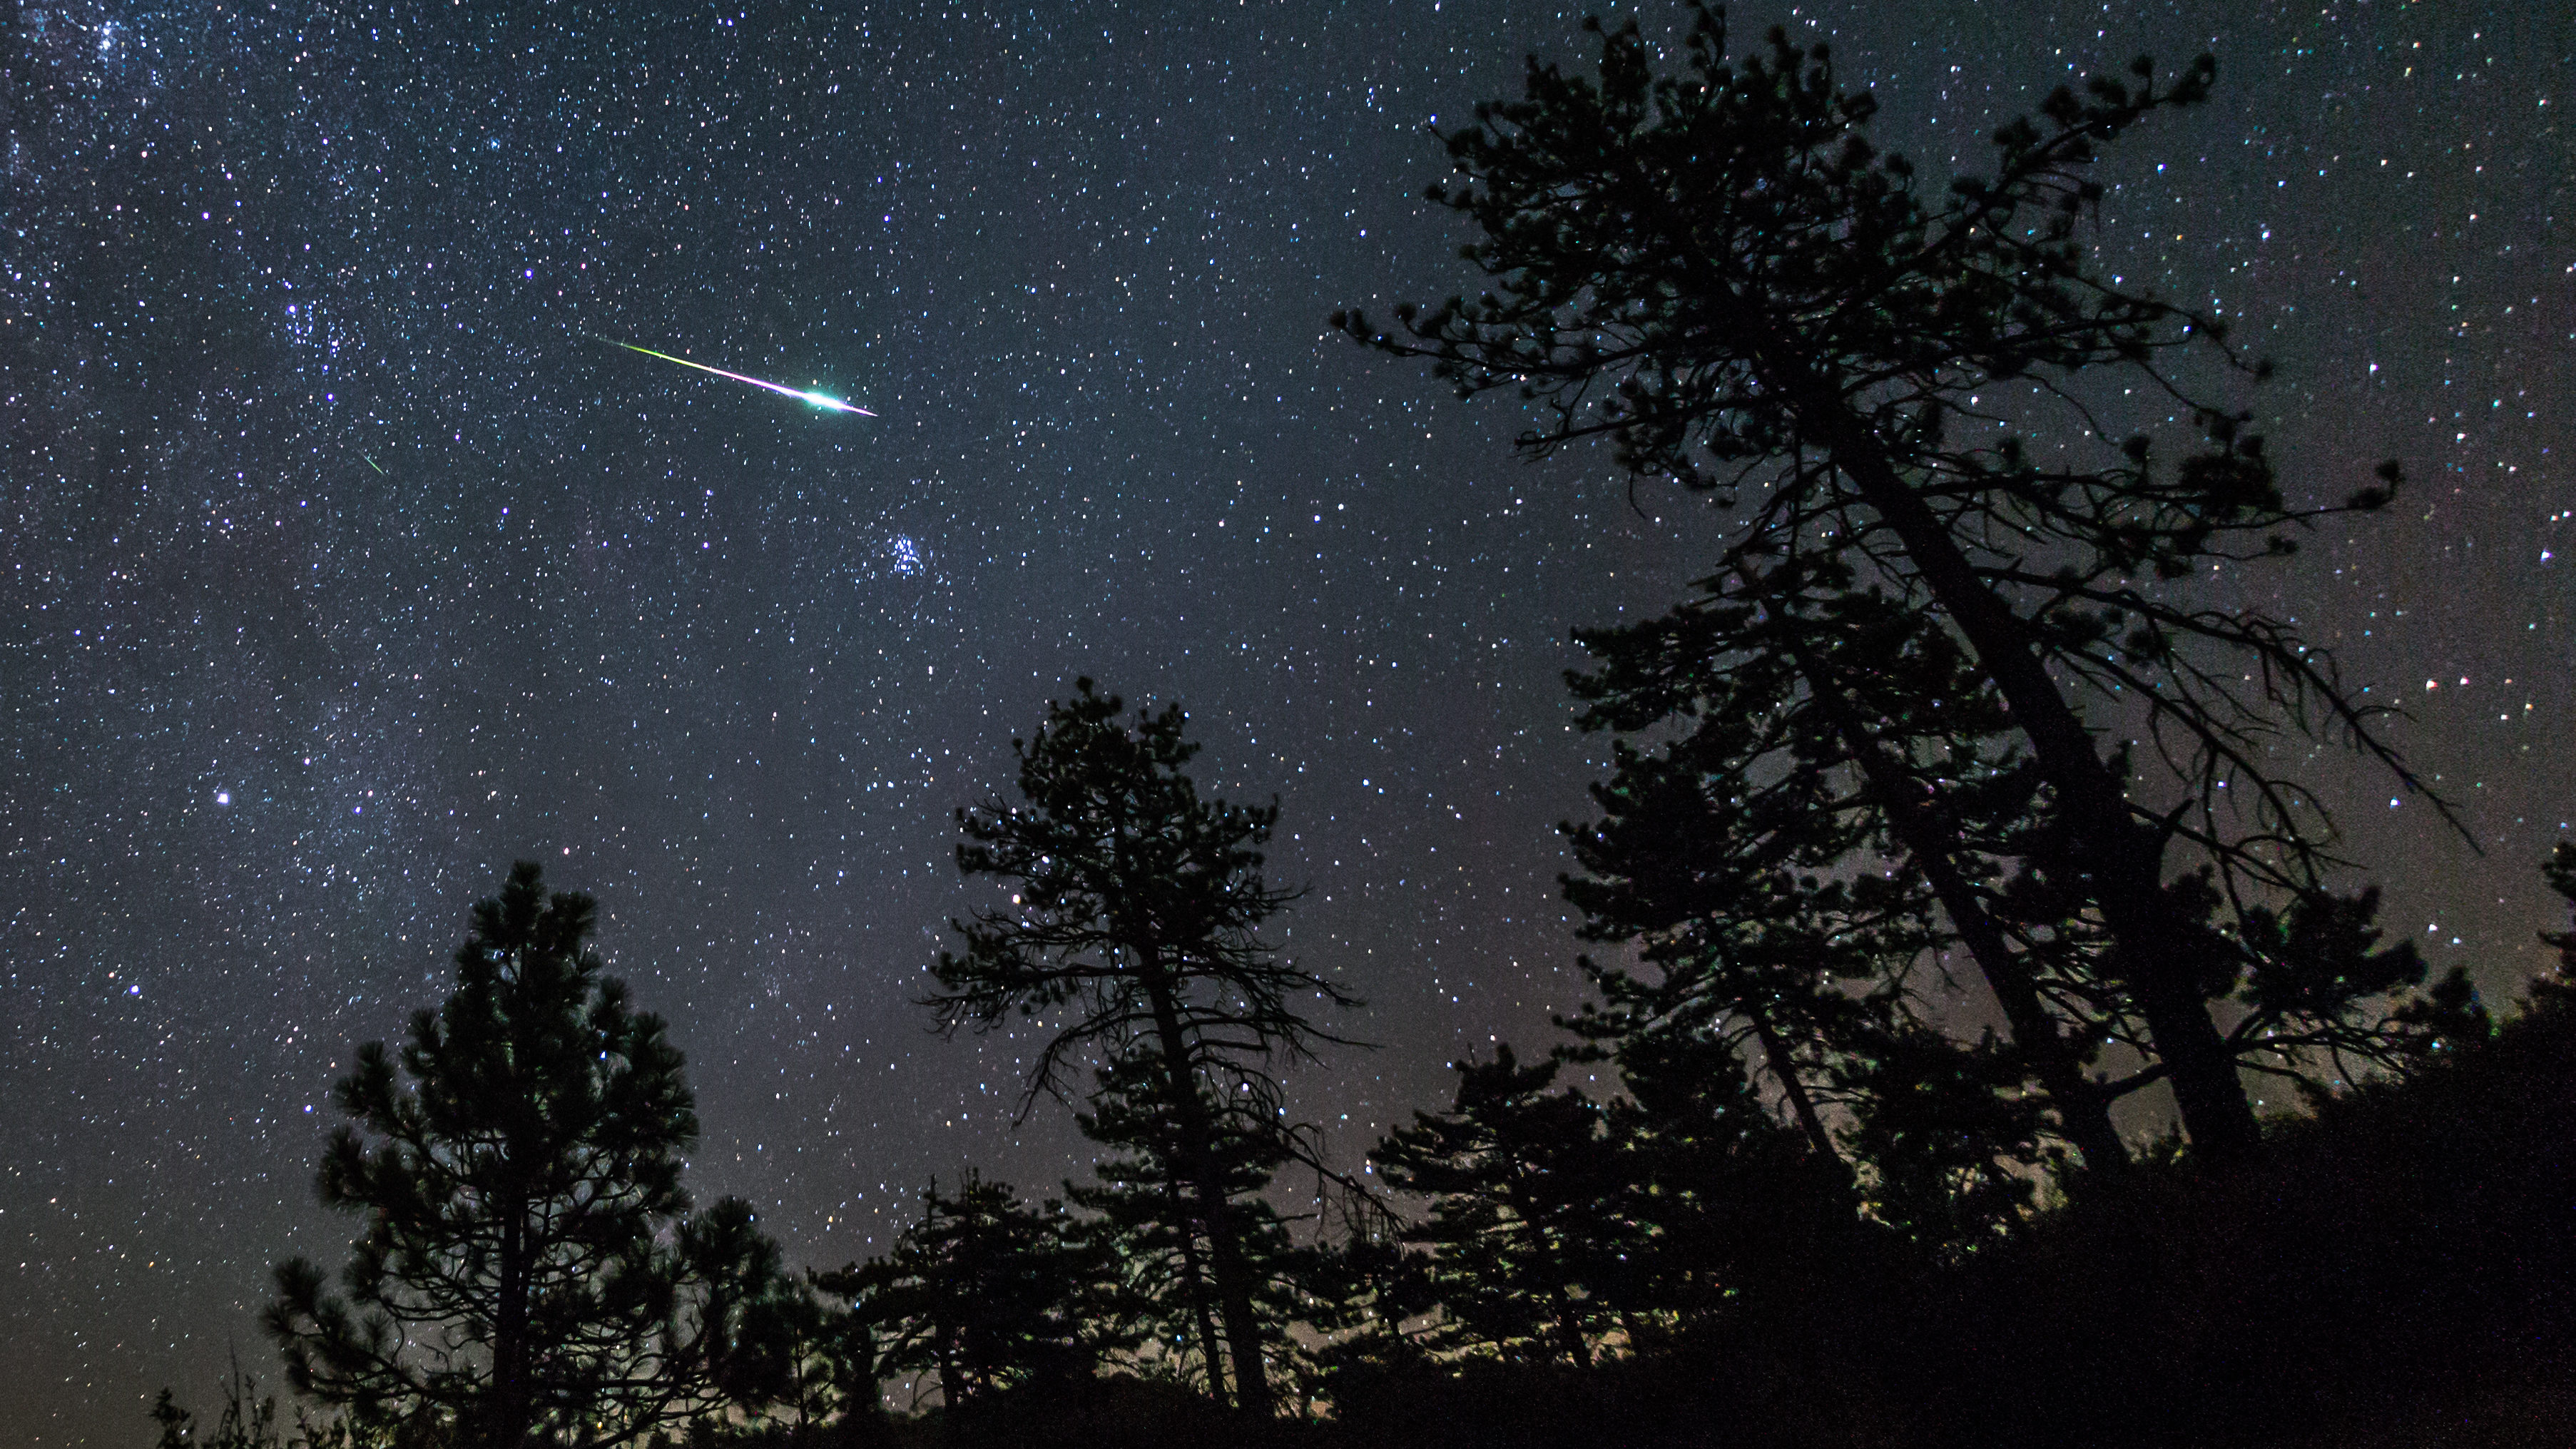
[{"left": 594, "top": 337, "right": 875, "bottom": 415}]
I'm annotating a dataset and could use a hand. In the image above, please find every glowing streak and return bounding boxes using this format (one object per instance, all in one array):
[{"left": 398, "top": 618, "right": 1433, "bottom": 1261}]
[
  {"left": 595, "top": 337, "right": 875, "bottom": 415},
  {"left": 361, "top": 454, "right": 387, "bottom": 476}
]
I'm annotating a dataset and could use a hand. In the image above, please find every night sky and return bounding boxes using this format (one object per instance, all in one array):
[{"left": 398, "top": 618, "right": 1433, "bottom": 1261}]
[{"left": 4, "top": 0, "right": 2565, "bottom": 1439}]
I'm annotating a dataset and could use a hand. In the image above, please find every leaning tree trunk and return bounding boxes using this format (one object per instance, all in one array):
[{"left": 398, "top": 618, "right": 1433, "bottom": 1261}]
[
  {"left": 1744, "top": 1007, "right": 1850, "bottom": 1181},
  {"left": 1741, "top": 561, "right": 2131, "bottom": 1176},
  {"left": 1140, "top": 956, "right": 1274, "bottom": 1415},
  {"left": 1778, "top": 372, "right": 2260, "bottom": 1161},
  {"left": 1169, "top": 1192, "right": 1231, "bottom": 1406}
]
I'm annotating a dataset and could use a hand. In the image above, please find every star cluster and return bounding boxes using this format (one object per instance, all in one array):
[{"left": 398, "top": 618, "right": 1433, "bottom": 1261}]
[{"left": 3, "top": 0, "right": 2564, "bottom": 1438}]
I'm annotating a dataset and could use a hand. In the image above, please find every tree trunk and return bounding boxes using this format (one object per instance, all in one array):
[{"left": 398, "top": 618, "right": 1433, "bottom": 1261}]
[
  {"left": 935, "top": 1327, "right": 962, "bottom": 1411},
  {"left": 492, "top": 1202, "right": 531, "bottom": 1449},
  {"left": 1506, "top": 1165, "right": 1594, "bottom": 1368},
  {"left": 1738, "top": 561, "right": 2130, "bottom": 1176},
  {"left": 1141, "top": 956, "right": 1273, "bottom": 1415},
  {"left": 1776, "top": 376, "right": 2260, "bottom": 1160},
  {"left": 1170, "top": 1196, "right": 1231, "bottom": 1407},
  {"left": 1746, "top": 1007, "right": 1848, "bottom": 1179},
  {"left": 1544, "top": 1277, "right": 1593, "bottom": 1369}
]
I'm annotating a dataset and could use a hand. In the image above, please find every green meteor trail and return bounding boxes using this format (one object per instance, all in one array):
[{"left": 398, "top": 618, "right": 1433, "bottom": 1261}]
[{"left": 594, "top": 337, "right": 875, "bottom": 415}]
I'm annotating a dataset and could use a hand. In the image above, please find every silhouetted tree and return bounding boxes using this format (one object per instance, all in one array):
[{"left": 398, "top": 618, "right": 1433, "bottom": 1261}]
[
  {"left": 267, "top": 863, "right": 788, "bottom": 1448},
  {"left": 1836, "top": 1025, "right": 2047, "bottom": 1256},
  {"left": 1340, "top": 4, "right": 2450, "bottom": 1161},
  {"left": 1565, "top": 566, "right": 2139, "bottom": 1180},
  {"left": 150, "top": 1355, "right": 300, "bottom": 1449},
  {"left": 828, "top": 1173, "right": 1111, "bottom": 1409},
  {"left": 1372, "top": 1047, "right": 1631, "bottom": 1366},
  {"left": 704, "top": 1251, "right": 875, "bottom": 1441},
  {"left": 1065, "top": 1047, "right": 1298, "bottom": 1398},
  {"left": 1559, "top": 593, "right": 1930, "bottom": 1177},
  {"left": 924, "top": 679, "right": 1360, "bottom": 1414},
  {"left": 1567, "top": 559, "right": 2472, "bottom": 1209},
  {"left": 1601, "top": 1029, "right": 1864, "bottom": 1321},
  {"left": 2228, "top": 883, "right": 2483, "bottom": 1086},
  {"left": 1291, "top": 1226, "right": 1437, "bottom": 1393}
]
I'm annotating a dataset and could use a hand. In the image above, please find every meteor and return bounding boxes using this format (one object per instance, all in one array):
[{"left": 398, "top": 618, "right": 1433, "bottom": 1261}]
[{"left": 594, "top": 337, "right": 875, "bottom": 415}]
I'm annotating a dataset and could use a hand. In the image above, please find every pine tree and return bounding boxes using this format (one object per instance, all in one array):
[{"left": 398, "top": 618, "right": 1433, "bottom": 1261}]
[
  {"left": 827, "top": 1173, "right": 1112, "bottom": 1409},
  {"left": 1339, "top": 4, "right": 2450, "bottom": 1161},
  {"left": 1370, "top": 1047, "right": 1629, "bottom": 1367},
  {"left": 1572, "top": 566, "right": 2139, "bottom": 1175},
  {"left": 266, "top": 863, "right": 788, "bottom": 1448},
  {"left": 1558, "top": 594, "right": 1929, "bottom": 1177},
  {"left": 1562, "top": 571, "right": 2150, "bottom": 1196},
  {"left": 924, "top": 679, "right": 1359, "bottom": 1414},
  {"left": 1600, "top": 1029, "right": 1863, "bottom": 1324},
  {"left": 1835, "top": 1026, "right": 2047, "bottom": 1257},
  {"left": 699, "top": 1229, "right": 876, "bottom": 1442},
  {"left": 1064, "top": 1047, "right": 1298, "bottom": 1399},
  {"left": 1566, "top": 556, "right": 2468, "bottom": 1204},
  {"left": 2228, "top": 884, "right": 2483, "bottom": 1083},
  {"left": 1291, "top": 1226, "right": 1437, "bottom": 1390}
]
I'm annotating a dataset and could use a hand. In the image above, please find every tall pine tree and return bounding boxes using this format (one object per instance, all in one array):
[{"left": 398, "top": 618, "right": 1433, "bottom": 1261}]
[
  {"left": 266, "top": 863, "right": 788, "bottom": 1448},
  {"left": 1562, "top": 571, "right": 2140, "bottom": 1181},
  {"left": 1340, "top": 4, "right": 2453, "bottom": 1160},
  {"left": 1065, "top": 1047, "right": 1298, "bottom": 1399},
  {"left": 924, "top": 679, "right": 1359, "bottom": 1414}
]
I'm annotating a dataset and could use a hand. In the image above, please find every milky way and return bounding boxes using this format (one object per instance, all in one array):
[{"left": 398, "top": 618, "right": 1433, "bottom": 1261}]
[{"left": 4, "top": 1, "right": 2565, "bottom": 1438}]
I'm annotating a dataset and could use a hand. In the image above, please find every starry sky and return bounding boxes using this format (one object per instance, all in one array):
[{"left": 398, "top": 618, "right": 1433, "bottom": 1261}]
[{"left": 3, "top": 0, "right": 2565, "bottom": 1439}]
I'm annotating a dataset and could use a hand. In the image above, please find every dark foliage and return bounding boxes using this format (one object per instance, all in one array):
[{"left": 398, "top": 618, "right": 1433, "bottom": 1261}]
[
  {"left": 1271, "top": 952, "right": 2576, "bottom": 1449},
  {"left": 1371, "top": 1047, "right": 1629, "bottom": 1366},
  {"left": 1885, "top": 975, "right": 2572, "bottom": 1447},
  {"left": 1560, "top": 564, "right": 2139, "bottom": 1185},
  {"left": 1363, "top": 1032, "right": 1871, "bottom": 1373},
  {"left": 1339, "top": 1, "right": 2457, "bottom": 1161},
  {"left": 923, "top": 679, "right": 1360, "bottom": 1413},
  {"left": 265, "top": 863, "right": 800, "bottom": 1448},
  {"left": 900, "top": 1376, "right": 1317, "bottom": 1449},
  {"left": 1835, "top": 1024, "right": 2047, "bottom": 1253},
  {"left": 1065, "top": 1047, "right": 1300, "bottom": 1398},
  {"left": 824, "top": 1174, "right": 1115, "bottom": 1410},
  {"left": 1288, "top": 1229, "right": 1440, "bottom": 1391},
  {"left": 1602, "top": 1029, "right": 1870, "bottom": 1315}
]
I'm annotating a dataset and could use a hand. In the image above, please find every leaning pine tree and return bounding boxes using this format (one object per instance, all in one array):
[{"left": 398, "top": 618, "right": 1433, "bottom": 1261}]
[
  {"left": 1340, "top": 6, "right": 2465, "bottom": 1159},
  {"left": 1562, "top": 574, "right": 2148, "bottom": 1186},
  {"left": 268, "top": 863, "right": 804, "bottom": 1448},
  {"left": 925, "top": 679, "right": 1360, "bottom": 1415},
  {"left": 1371, "top": 1047, "right": 1629, "bottom": 1368},
  {"left": 1066, "top": 1044, "right": 1298, "bottom": 1398}
]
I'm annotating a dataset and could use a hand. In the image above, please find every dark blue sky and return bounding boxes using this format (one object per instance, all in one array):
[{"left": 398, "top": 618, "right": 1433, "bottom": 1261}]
[{"left": 4, "top": 0, "right": 2565, "bottom": 1439}]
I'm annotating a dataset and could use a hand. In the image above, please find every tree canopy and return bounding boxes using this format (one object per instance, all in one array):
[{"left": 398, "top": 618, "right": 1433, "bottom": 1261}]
[
  {"left": 1339, "top": 3, "right": 2459, "bottom": 1159},
  {"left": 924, "top": 679, "right": 1360, "bottom": 1415},
  {"left": 266, "top": 863, "right": 795, "bottom": 1448}
]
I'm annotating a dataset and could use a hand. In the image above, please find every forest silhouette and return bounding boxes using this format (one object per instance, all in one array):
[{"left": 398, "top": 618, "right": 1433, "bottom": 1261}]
[{"left": 150, "top": 9, "right": 2572, "bottom": 1448}]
